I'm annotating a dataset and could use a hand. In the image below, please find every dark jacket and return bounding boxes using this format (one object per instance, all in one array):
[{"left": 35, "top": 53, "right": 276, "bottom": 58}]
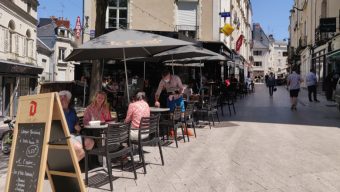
[{"left": 267, "top": 76, "right": 276, "bottom": 86}]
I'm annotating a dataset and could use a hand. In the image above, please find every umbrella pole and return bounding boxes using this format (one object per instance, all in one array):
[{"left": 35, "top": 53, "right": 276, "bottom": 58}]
[
  {"left": 172, "top": 55, "right": 174, "bottom": 75},
  {"left": 144, "top": 61, "right": 146, "bottom": 80},
  {"left": 123, "top": 48, "right": 130, "bottom": 103},
  {"left": 101, "top": 59, "right": 105, "bottom": 90}
]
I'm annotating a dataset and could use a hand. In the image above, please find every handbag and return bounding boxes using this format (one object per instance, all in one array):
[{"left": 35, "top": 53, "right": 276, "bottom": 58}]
[{"left": 273, "top": 87, "right": 277, "bottom": 92}]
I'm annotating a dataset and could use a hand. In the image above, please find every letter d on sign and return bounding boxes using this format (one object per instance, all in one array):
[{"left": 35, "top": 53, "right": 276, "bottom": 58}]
[{"left": 29, "top": 101, "right": 37, "bottom": 116}]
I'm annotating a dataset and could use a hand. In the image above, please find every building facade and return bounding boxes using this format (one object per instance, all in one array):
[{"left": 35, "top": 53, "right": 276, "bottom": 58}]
[
  {"left": 268, "top": 36, "right": 288, "bottom": 79},
  {"left": 222, "top": 0, "right": 253, "bottom": 81},
  {"left": 83, "top": 0, "right": 253, "bottom": 82},
  {"left": 0, "top": 0, "right": 42, "bottom": 117},
  {"left": 37, "top": 17, "right": 77, "bottom": 82},
  {"left": 252, "top": 23, "right": 270, "bottom": 82},
  {"left": 288, "top": 0, "right": 340, "bottom": 89},
  {"left": 36, "top": 38, "right": 53, "bottom": 82}
]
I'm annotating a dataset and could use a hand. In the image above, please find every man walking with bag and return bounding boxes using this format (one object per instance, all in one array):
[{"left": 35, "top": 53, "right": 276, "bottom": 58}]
[
  {"left": 306, "top": 69, "right": 319, "bottom": 102},
  {"left": 267, "top": 72, "right": 276, "bottom": 96}
]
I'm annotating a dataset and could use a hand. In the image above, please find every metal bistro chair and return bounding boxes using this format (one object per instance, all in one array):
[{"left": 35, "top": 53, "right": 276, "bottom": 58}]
[
  {"left": 159, "top": 106, "right": 186, "bottom": 148},
  {"left": 220, "top": 92, "right": 236, "bottom": 116},
  {"left": 196, "top": 96, "right": 220, "bottom": 129},
  {"left": 131, "top": 114, "right": 164, "bottom": 174},
  {"left": 184, "top": 103, "right": 197, "bottom": 140},
  {"left": 84, "top": 123, "right": 137, "bottom": 191}
]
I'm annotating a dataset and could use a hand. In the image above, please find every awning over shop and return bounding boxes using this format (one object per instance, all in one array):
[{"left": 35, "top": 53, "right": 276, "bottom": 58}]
[
  {"left": 0, "top": 59, "right": 43, "bottom": 76},
  {"left": 198, "top": 41, "right": 233, "bottom": 61},
  {"left": 327, "top": 49, "right": 340, "bottom": 60}
]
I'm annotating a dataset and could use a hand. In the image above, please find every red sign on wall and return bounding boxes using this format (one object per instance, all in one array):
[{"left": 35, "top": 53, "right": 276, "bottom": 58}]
[
  {"left": 75, "top": 16, "right": 82, "bottom": 39},
  {"left": 29, "top": 101, "right": 37, "bottom": 116},
  {"left": 236, "top": 35, "right": 244, "bottom": 52}
]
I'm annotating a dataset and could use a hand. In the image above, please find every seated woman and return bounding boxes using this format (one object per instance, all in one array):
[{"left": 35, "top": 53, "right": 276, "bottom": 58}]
[
  {"left": 124, "top": 92, "right": 150, "bottom": 141},
  {"left": 83, "top": 91, "right": 112, "bottom": 150},
  {"left": 58, "top": 90, "right": 84, "bottom": 161}
]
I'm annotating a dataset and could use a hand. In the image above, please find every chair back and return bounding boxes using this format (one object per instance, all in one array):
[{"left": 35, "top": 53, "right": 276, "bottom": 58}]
[
  {"left": 172, "top": 106, "right": 182, "bottom": 122},
  {"left": 139, "top": 114, "right": 160, "bottom": 139},
  {"left": 106, "top": 123, "right": 131, "bottom": 149},
  {"left": 185, "top": 103, "right": 195, "bottom": 118},
  {"left": 204, "top": 96, "right": 218, "bottom": 110}
]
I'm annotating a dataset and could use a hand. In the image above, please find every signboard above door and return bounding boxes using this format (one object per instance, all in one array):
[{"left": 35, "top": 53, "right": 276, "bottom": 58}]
[{"left": 320, "top": 17, "right": 336, "bottom": 32}]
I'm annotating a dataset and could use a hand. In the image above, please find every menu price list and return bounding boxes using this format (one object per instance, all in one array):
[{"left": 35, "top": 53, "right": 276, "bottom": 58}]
[{"left": 9, "top": 123, "right": 45, "bottom": 192}]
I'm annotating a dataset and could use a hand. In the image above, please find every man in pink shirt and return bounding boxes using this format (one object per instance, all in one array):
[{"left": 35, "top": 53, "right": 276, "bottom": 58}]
[{"left": 125, "top": 92, "right": 150, "bottom": 140}]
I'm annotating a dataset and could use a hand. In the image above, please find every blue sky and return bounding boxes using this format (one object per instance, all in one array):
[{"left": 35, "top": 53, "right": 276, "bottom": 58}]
[
  {"left": 251, "top": 0, "right": 292, "bottom": 41},
  {"left": 38, "top": 0, "right": 292, "bottom": 40},
  {"left": 38, "top": 0, "right": 82, "bottom": 28}
]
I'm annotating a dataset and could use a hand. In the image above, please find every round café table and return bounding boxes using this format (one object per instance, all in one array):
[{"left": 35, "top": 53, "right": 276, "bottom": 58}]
[{"left": 149, "top": 107, "right": 170, "bottom": 113}]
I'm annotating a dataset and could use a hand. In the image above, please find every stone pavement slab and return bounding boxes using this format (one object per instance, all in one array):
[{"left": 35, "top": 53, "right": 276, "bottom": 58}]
[{"left": 0, "top": 84, "right": 340, "bottom": 192}]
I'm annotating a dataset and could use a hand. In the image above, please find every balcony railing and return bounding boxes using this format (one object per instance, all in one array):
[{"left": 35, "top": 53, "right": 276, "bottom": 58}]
[{"left": 315, "top": 26, "right": 330, "bottom": 46}]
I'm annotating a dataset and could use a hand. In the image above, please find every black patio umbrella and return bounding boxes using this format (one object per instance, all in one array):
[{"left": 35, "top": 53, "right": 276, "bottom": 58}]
[
  {"left": 65, "top": 29, "right": 193, "bottom": 102},
  {"left": 127, "top": 45, "right": 216, "bottom": 75},
  {"left": 164, "top": 52, "right": 230, "bottom": 90}
]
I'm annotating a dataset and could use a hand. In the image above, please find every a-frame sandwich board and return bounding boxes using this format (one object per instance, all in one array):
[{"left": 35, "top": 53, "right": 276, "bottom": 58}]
[{"left": 5, "top": 92, "right": 86, "bottom": 192}]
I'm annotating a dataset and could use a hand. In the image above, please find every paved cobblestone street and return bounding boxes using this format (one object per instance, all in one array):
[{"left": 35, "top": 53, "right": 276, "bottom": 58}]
[{"left": 1, "top": 84, "right": 340, "bottom": 192}]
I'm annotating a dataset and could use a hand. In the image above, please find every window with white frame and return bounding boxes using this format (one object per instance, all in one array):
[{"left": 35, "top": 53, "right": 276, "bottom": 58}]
[
  {"left": 58, "top": 47, "right": 66, "bottom": 61},
  {"left": 0, "top": 27, "right": 8, "bottom": 53},
  {"left": 107, "top": 0, "right": 128, "bottom": 29}
]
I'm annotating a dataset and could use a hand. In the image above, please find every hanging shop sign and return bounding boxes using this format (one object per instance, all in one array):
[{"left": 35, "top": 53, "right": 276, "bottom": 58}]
[
  {"left": 219, "top": 12, "right": 231, "bottom": 18},
  {"left": 236, "top": 35, "right": 244, "bottom": 52},
  {"left": 220, "top": 24, "right": 234, "bottom": 36},
  {"left": 75, "top": 16, "right": 82, "bottom": 39},
  {"left": 319, "top": 17, "right": 336, "bottom": 32}
]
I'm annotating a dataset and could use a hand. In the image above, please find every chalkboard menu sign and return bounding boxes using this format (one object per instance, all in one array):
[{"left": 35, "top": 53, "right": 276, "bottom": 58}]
[
  {"left": 9, "top": 123, "right": 45, "bottom": 192},
  {"left": 5, "top": 92, "right": 86, "bottom": 192}
]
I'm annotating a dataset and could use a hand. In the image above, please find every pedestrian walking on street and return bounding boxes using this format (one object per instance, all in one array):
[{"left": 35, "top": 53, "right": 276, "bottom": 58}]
[
  {"left": 287, "top": 69, "right": 302, "bottom": 110},
  {"left": 267, "top": 72, "right": 276, "bottom": 96},
  {"left": 265, "top": 73, "right": 269, "bottom": 87},
  {"left": 306, "top": 69, "right": 319, "bottom": 102}
]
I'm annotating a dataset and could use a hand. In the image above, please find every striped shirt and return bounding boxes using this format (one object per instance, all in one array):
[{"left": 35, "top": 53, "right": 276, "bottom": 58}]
[
  {"left": 287, "top": 72, "right": 301, "bottom": 90},
  {"left": 125, "top": 100, "right": 150, "bottom": 128}
]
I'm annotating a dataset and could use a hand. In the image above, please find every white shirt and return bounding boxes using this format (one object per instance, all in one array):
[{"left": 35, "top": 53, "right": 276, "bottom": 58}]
[
  {"left": 306, "top": 72, "right": 317, "bottom": 86},
  {"left": 287, "top": 72, "right": 301, "bottom": 90}
]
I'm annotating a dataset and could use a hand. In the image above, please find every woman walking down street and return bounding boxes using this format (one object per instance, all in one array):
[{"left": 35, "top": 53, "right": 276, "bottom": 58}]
[
  {"left": 287, "top": 69, "right": 302, "bottom": 110},
  {"left": 267, "top": 72, "right": 276, "bottom": 96}
]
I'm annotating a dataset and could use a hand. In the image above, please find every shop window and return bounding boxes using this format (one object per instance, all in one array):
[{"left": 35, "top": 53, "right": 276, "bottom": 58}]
[{"left": 107, "top": 0, "right": 128, "bottom": 29}]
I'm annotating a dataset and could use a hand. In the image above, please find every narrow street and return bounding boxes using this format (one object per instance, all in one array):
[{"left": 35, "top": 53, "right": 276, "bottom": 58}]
[{"left": 2, "top": 84, "right": 339, "bottom": 192}]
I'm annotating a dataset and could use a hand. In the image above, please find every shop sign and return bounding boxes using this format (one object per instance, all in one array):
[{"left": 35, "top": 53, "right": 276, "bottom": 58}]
[
  {"left": 75, "top": 16, "right": 82, "bottom": 39},
  {"left": 220, "top": 24, "right": 234, "bottom": 36},
  {"left": 236, "top": 35, "right": 244, "bottom": 52},
  {"left": 320, "top": 17, "right": 336, "bottom": 32},
  {"left": 219, "top": 12, "right": 231, "bottom": 18},
  {"left": 90, "top": 30, "right": 95, "bottom": 39}
]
